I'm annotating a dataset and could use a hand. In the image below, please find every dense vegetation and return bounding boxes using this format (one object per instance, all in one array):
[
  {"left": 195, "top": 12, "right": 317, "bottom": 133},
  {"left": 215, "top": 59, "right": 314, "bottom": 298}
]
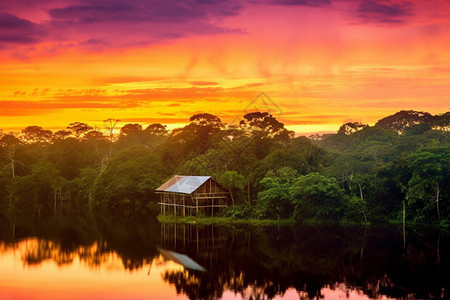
[{"left": 0, "top": 110, "right": 449, "bottom": 227}]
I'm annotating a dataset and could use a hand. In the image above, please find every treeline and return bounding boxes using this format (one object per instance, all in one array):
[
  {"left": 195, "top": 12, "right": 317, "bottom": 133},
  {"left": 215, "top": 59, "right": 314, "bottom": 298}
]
[{"left": 0, "top": 110, "right": 449, "bottom": 226}]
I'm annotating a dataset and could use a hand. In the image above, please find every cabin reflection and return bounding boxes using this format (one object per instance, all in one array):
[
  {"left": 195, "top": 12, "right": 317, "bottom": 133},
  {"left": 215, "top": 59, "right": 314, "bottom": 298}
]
[{"left": 160, "top": 223, "right": 228, "bottom": 270}]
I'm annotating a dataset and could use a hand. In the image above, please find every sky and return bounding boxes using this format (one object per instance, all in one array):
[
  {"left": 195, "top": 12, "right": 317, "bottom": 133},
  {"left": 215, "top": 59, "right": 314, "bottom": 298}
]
[{"left": 1, "top": 0, "right": 449, "bottom": 135}]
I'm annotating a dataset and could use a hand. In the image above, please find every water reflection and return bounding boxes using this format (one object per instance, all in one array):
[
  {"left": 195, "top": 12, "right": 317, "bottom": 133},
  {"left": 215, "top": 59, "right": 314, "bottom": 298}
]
[{"left": 0, "top": 219, "right": 448, "bottom": 300}]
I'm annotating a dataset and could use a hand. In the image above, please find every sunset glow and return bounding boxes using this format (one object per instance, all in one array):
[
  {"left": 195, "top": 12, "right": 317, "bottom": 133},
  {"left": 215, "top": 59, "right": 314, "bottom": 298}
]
[
  {"left": 1, "top": 0, "right": 449, "bottom": 134},
  {"left": 0, "top": 239, "right": 187, "bottom": 300}
]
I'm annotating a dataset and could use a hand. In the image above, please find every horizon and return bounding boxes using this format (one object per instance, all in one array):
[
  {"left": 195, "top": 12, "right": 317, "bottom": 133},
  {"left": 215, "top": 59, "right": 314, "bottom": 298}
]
[{"left": 1, "top": 108, "right": 447, "bottom": 138}]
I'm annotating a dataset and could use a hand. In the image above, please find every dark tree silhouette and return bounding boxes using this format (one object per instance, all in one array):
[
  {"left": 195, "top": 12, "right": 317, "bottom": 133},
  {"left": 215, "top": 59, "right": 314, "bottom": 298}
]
[
  {"left": 21, "top": 126, "right": 53, "bottom": 143},
  {"left": 67, "top": 122, "right": 93, "bottom": 139}
]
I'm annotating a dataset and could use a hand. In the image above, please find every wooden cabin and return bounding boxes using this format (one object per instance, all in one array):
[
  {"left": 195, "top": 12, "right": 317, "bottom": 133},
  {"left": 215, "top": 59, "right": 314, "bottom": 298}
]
[{"left": 156, "top": 175, "right": 230, "bottom": 217}]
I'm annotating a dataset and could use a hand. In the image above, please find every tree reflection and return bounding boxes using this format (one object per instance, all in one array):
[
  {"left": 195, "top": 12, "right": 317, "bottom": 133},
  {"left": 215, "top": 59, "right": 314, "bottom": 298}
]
[
  {"left": 159, "top": 224, "right": 449, "bottom": 300},
  {"left": 0, "top": 219, "right": 448, "bottom": 300}
]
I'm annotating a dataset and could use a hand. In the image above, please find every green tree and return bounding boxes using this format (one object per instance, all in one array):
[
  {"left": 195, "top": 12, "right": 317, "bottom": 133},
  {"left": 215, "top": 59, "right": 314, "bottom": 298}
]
[
  {"left": 239, "top": 112, "right": 294, "bottom": 159},
  {"left": 144, "top": 123, "right": 168, "bottom": 136},
  {"left": 163, "top": 114, "right": 224, "bottom": 169},
  {"left": 406, "top": 148, "right": 449, "bottom": 223},
  {"left": 257, "top": 167, "right": 297, "bottom": 219},
  {"left": 289, "top": 173, "right": 345, "bottom": 222},
  {"left": 0, "top": 134, "right": 22, "bottom": 178},
  {"left": 91, "top": 145, "right": 169, "bottom": 216},
  {"left": 220, "top": 171, "right": 245, "bottom": 205}
]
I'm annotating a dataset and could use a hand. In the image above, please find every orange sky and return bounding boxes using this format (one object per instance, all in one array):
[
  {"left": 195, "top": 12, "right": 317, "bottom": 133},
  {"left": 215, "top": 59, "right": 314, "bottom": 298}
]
[{"left": 1, "top": 0, "right": 449, "bottom": 135}]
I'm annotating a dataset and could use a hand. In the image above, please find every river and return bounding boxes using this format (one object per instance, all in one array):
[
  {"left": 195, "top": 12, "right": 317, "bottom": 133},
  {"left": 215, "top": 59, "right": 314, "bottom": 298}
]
[{"left": 0, "top": 219, "right": 448, "bottom": 299}]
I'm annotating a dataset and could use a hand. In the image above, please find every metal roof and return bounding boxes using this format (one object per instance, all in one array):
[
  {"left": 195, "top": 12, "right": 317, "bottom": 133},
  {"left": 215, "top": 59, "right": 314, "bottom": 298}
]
[
  {"left": 158, "top": 248, "right": 206, "bottom": 272},
  {"left": 155, "top": 175, "right": 211, "bottom": 194}
]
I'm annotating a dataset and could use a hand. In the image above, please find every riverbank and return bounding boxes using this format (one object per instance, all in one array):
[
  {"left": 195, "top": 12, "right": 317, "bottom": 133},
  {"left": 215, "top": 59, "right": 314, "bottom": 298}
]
[
  {"left": 157, "top": 215, "right": 295, "bottom": 226},
  {"left": 158, "top": 215, "right": 450, "bottom": 229},
  {"left": 156, "top": 215, "right": 375, "bottom": 226}
]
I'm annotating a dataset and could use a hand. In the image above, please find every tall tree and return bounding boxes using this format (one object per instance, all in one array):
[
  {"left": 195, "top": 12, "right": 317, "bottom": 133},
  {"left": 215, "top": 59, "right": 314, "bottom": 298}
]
[
  {"left": 239, "top": 112, "right": 294, "bottom": 159},
  {"left": 120, "top": 123, "right": 142, "bottom": 136},
  {"left": 103, "top": 119, "right": 120, "bottom": 157},
  {"left": 103, "top": 118, "right": 120, "bottom": 140},
  {"left": 240, "top": 112, "right": 294, "bottom": 141},
  {"left": 290, "top": 173, "right": 345, "bottom": 222},
  {"left": 53, "top": 130, "right": 71, "bottom": 140},
  {"left": 406, "top": 149, "right": 449, "bottom": 222},
  {"left": 67, "top": 122, "right": 93, "bottom": 139},
  {"left": 144, "top": 123, "right": 168, "bottom": 136},
  {"left": 257, "top": 167, "right": 298, "bottom": 218},
  {"left": 376, "top": 110, "right": 434, "bottom": 134},
  {"left": 220, "top": 171, "right": 246, "bottom": 205},
  {"left": 84, "top": 130, "right": 106, "bottom": 141},
  {"left": 337, "top": 122, "right": 368, "bottom": 135},
  {"left": 21, "top": 126, "right": 53, "bottom": 144},
  {"left": 0, "top": 134, "right": 22, "bottom": 178},
  {"left": 188, "top": 113, "right": 224, "bottom": 143}
]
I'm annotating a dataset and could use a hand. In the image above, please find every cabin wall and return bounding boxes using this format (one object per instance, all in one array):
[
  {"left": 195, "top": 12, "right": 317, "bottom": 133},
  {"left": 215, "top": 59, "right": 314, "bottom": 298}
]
[{"left": 158, "top": 179, "right": 229, "bottom": 217}]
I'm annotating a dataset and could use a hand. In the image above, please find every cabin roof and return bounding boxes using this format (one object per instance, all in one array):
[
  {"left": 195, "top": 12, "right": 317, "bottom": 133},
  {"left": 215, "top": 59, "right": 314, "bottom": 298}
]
[{"left": 155, "top": 175, "right": 211, "bottom": 194}]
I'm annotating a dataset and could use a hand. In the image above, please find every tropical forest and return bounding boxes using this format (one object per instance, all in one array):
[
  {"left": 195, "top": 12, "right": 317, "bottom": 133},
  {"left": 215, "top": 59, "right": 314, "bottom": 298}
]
[{"left": 1, "top": 109, "right": 448, "bottom": 228}]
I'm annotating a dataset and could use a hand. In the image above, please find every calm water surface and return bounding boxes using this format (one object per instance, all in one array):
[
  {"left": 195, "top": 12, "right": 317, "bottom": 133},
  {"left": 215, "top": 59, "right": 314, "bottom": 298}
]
[{"left": 0, "top": 220, "right": 448, "bottom": 300}]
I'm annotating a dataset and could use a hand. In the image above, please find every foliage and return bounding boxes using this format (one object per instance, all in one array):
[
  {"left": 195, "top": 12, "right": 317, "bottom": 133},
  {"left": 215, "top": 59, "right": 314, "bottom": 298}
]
[
  {"left": 91, "top": 145, "right": 169, "bottom": 216},
  {"left": 220, "top": 171, "right": 246, "bottom": 204},
  {"left": 221, "top": 204, "right": 255, "bottom": 219},
  {"left": 290, "top": 173, "right": 345, "bottom": 222},
  {"left": 376, "top": 110, "right": 434, "bottom": 133},
  {"left": 256, "top": 167, "right": 297, "bottom": 219},
  {"left": 406, "top": 148, "right": 449, "bottom": 223},
  {"left": 66, "top": 122, "right": 93, "bottom": 139},
  {"left": 0, "top": 109, "right": 448, "bottom": 224}
]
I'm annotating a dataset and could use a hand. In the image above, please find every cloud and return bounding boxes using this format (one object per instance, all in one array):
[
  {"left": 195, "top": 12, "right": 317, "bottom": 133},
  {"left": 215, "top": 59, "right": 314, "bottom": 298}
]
[
  {"left": 94, "top": 76, "right": 169, "bottom": 85},
  {"left": 0, "top": 100, "right": 130, "bottom": 116},
  {"left": 2, "top": 84, "right": 263, "bottom": 117},
  {"left": 355, "top": 0, "right": 413, "bottom": 24},
  {"left": 47, "top": 0, "right": 245, "bottom": 47},
  {"left": 0, "top": 13, "right": 44, "bottom": 45},
  {"left": 0, "top": 0, "right": 246, "bottom": 52},
  {"left": 119, "top": 117, "right": 188, "bottom": 123},
  {"left": 189, "top": 81, "right": 219, "bottom": 86},
  {"left": 270, "top": 0, "right": 330, "bottom": 7},
  {"left": 53, "top": 86, "right": 258, "bottom": 104},
  {"left": 79, "top": 38, "right": 109, "bottom": 46}
]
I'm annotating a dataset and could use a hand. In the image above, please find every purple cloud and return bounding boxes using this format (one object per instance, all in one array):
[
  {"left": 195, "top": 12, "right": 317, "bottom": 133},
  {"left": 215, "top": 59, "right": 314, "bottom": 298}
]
[
  {"left": 0, "top": 0, "right": 245, "bottom": 52},
  {"left": 46, "top": 0, "right": 245, "bottom": 46},
  {"left": 0, "top": 13, "right": 44, "bottom": 44},
  {"left": 356, "top": 0, "right": 413, "bottom": 24},
  {"left": 271, "top": 0, "right": 330, "bottom": 7}
]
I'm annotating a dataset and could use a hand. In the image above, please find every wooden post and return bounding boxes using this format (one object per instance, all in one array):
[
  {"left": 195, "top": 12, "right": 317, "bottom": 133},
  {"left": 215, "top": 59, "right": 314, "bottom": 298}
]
[
  {"left": 174, "top": 194, "right": 176, "bottom": 217},
  {"left": 163, "top": 194, "right": 166, "bottom": 216}
]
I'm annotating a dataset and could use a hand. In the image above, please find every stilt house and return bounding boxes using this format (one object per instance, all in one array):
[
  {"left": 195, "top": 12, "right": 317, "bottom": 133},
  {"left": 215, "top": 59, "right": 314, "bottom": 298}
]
[{"left": 156, "top": 175, "right": 230, "bottom": 217}]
